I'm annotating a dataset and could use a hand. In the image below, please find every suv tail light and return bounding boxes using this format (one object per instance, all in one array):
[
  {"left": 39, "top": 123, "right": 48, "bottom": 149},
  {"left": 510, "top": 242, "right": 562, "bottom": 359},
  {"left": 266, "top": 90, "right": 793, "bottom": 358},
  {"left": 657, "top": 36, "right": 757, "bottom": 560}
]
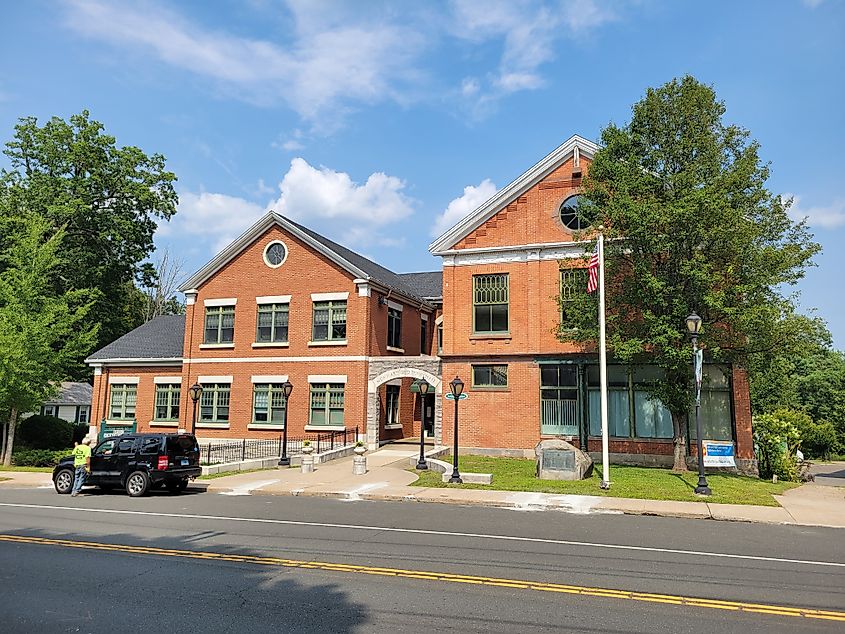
[{"left": 157, "top": 456, "right": 168, "bottom": 471}]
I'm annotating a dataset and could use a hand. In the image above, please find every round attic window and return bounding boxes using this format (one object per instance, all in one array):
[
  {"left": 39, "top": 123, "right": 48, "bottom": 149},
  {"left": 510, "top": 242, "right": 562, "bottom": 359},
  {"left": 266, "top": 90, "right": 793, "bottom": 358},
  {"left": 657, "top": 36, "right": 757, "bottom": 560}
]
[
  {"left": 559, "top": 195, "right": 590, "bottom": 231},
  {"left": 263, "top": 241, "right": 288, "bottom": 268}
]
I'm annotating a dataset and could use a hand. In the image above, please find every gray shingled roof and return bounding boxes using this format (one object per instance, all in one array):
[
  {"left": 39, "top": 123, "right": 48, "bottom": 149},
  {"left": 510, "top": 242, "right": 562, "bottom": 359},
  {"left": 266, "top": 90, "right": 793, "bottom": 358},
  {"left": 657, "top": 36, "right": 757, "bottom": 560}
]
[
  {"left": 398, "top": 271, "right": 442, "bottom": 299},
  {"left": 45, "top": 382, "right": 93, "bottom": 406},
  {"left": 289, "top": 220, "right": 432, "bottom": 304},
  {"left": 87, "top": 315, "right": 185, "bottom": 361}
]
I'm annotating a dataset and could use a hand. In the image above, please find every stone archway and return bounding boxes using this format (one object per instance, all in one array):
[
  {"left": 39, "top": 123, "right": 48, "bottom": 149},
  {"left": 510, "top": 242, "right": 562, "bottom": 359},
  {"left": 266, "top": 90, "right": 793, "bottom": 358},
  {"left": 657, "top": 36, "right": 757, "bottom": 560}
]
[{"left": 367, "top": 359, "right": 442, "bottom": 449}]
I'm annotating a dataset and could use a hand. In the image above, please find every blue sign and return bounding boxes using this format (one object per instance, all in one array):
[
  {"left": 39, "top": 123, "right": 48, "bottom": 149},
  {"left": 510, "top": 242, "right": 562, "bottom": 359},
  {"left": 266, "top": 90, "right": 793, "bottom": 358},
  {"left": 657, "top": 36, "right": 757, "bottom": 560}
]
[
  {"left": 445, "top": 393, "right": 468, "bottom": 400},
  {"left": 703, "top": 441, "right": 735, "bottom": 467}
]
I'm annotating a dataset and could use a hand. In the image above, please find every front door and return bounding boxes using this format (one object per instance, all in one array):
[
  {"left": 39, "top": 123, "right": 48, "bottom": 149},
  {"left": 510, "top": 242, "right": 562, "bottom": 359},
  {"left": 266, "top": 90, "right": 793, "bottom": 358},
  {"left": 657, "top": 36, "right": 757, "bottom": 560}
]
[
  {"left": 423, "top": 394, "right": 435, "bottom": 438},
  {"left": 90, "top": 438, "right": 118, "bottom": 482}
]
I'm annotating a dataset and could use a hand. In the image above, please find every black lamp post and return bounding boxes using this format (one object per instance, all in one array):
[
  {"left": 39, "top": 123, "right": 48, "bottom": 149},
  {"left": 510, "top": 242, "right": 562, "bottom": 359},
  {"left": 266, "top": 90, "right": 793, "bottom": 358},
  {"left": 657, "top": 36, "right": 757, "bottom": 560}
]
[
  {"left": 415, "top": 380, "right": 431, "bottom": 470},
  {"left": 686, "top": 313, "right": 711, "bottom": 496},
  {"left": 278, "top": 381, "right": 294, "bottom": 466},
  {"left": 448, "top": 376, "right": 464, "bottom": 484},
  {"left": 188, "top": 383, "right": 203, "bottom": 435}
]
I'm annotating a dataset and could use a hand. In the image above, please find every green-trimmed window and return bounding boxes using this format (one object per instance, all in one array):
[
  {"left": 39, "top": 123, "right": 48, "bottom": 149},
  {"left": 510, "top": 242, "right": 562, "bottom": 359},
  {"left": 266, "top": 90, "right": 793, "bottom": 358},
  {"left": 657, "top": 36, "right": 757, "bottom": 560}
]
[
  {"left": 252, "top": 383, "right": 287, "bottom": 425},
  {"left": 387, "top": 307, "right": 402, "bottom": 348},
  {"left": 256, "top": 303, "right": 289, "bottom": 343},
  {"left": 199, "top": 383, "right": 230, "bottom": 423},
  {"left": 385, "top": 384, "right": 400, "bottom": 425},
  {"left": 204, "top": 306, "right": 235, "bottom": 344},
  {"left": 109, "top": 384, "right": 137, "bottom": 420},
  {"left": 310, "top": 383, "right": 345, "bottom": 426},
  {"left": 312, "top": 301, "right": 347, "bottom": 341},
  {"left": 559, "top": 269, "right": 586, "bottom": 329},
  {"left": 472, "top": 364, "right": 508, "bottom": 388},
  {"left": 154, "top": 384, "right": 181, "bottom": 421},
  {"left": 473, "top": 274, "right": 509, "bottom": 333}
]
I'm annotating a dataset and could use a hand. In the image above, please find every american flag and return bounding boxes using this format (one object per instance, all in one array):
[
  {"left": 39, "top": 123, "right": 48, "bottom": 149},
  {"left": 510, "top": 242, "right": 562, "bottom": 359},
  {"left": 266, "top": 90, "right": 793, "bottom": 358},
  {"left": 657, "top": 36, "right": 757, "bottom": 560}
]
[{"left": 587, "top": 252, "right": 600, "bottom": 293}]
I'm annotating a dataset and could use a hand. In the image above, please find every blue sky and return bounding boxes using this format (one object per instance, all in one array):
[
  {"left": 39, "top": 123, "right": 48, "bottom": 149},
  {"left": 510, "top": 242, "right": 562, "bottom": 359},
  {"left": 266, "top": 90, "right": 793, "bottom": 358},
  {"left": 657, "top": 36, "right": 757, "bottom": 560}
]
[{"left": 2, "top": 1, "right": 844, "bottom": 346}]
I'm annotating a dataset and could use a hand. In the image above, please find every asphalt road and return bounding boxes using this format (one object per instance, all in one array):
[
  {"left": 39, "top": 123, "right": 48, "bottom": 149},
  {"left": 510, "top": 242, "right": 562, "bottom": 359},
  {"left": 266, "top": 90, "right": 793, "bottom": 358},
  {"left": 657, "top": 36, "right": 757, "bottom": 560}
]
[{"left": 0, "top": 486, "right": 843, "bottom": 633}]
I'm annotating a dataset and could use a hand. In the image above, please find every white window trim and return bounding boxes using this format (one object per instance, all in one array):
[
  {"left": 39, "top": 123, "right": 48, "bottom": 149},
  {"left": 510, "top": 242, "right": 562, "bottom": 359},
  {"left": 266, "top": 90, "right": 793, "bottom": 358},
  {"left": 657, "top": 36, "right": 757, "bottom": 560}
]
[
  {"left": 304, "top": 425, "right": 346, "bottom": 432},
  {"left": 251, "top": 375, "right": 289, "bottom": 384},
  {"left": 198, "top": 375, "right": 233, "bottom": 384},
  {"left": 196, "top": 422, "right": 229, "bottom": 429},
  {"left": 386, "top": 379, "right": 402, "bottom": 387},
  {"left": 203, "top": 298, "right": 238, "bottom": 307},
  {"left": 384, "top": 423, "right": 404, "bottom": 430},
  {"left": 386, "top": 346, "right": 405, "bottom": 354},
  {"left": 252, "top": 342, "right": 290, "bottom": 348},
  {"left": 248, "top": 423, "right": 286, "bottom": 431},
  {"left": 387, "top": 300, "right": 403, "bottom": 312},
  {"left": 256, "top": 295, "right": 291, "bottom": 304},
  {"left": 307, "top": 340, "right": 347, "bottom": 347},
  {"left": 108, "top": 376, "right": 139, "bottom": 385},
  {"left": 308, "top": 374, "right": 347, "bottom": 384},
  {"left": 150, "top": 421, "right": 179, "bottom": 428},
  {"left": 311, "top": 292, "right": 349, "bottom": 302},
  {"left": 199, "top": 343, "right": 236, "bottom": 350},
  {"left": 154, "top": 376, "right": 182, "bottom": 385},
  {"left": 263, "top": 240, "right": 289, "bottom": 269}
]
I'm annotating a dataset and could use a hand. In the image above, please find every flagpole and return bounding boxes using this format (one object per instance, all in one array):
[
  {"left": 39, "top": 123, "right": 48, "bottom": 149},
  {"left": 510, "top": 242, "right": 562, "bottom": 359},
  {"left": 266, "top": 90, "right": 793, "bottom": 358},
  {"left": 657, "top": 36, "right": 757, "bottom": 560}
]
[{"left": 598, "top": 229, "right": 610, "bottom": 489}]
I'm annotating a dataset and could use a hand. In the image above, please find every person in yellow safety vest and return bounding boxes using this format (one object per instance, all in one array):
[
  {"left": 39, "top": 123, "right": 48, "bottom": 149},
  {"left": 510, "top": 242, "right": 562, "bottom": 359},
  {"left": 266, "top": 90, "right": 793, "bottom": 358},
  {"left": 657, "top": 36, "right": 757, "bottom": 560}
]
[{"left": 70, "top": 436, "right": 92, "bottom": 497}]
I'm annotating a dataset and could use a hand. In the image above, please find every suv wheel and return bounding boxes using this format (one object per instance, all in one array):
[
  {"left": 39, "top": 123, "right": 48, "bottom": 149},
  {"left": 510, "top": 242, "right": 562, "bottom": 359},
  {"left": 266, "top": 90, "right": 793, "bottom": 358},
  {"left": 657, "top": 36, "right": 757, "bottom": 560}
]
[
  {"left": 125, "top": 471, "right": 150, "bottom": 497},
  {"left": 54, "top": 469, "right": 74, "bottom": 495}
]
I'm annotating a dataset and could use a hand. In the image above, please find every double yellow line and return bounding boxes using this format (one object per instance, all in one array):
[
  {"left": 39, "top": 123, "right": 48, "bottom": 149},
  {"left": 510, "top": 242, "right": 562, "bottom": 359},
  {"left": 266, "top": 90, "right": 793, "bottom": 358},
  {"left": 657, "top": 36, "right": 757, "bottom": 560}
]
[{"left": 1, "top": 533, "right": 843, "bottom": 622}]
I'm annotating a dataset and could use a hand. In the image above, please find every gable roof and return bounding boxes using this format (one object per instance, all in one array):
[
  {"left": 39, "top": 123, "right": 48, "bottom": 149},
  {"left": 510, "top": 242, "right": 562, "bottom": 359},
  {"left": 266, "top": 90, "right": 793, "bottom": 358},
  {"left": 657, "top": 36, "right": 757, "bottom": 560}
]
[
  {"left": 398, "top": 271, "right": 442, "bottom": 300},
  {"left": 86, "top": 315, "right": 185, "bottom": 362},
  {"left": 429, "top": 134, "right": 599, "bottom": 254},
  {"left": 179, "top": 212, "right": 432, "bottom": 307},
  {"left": 45, "top": 382, "right": 93, "bottom": 406}
]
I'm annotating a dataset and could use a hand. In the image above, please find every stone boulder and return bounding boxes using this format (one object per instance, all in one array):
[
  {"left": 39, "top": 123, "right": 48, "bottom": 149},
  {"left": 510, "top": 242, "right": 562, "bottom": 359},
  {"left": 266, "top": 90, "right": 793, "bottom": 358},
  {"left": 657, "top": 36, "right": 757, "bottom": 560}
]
[{"left": 535, "top": 439, "right": 594, "bottom": 481}]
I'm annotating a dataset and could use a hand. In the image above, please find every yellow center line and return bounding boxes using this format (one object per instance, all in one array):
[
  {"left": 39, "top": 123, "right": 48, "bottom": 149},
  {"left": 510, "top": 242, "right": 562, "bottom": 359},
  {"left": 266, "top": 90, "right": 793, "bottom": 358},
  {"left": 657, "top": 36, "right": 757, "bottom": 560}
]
[{"left": 1, "top": 533, "right": 842, "bottom": 623}]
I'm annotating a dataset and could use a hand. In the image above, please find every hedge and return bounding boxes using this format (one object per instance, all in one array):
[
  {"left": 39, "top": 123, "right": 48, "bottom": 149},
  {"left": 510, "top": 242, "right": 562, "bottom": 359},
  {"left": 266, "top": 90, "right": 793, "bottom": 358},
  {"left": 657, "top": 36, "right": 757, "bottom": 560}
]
[
  {"left": 18, "top": 415, "right": 73, "bottom": 450},
  {"left": 12, "top": 449, "right": 73, "bottom": 468}
]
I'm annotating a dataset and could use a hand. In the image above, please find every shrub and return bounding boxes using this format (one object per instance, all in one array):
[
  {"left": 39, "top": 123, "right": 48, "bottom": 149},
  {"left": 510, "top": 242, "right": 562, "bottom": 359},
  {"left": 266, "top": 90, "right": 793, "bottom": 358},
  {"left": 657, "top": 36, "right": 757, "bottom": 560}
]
[
  {"left": 12, "top": 448, "right": 73, "bottom": 467},
  {"left": 797, "top": 419, "right": 838, "bottom": 460},
  {"left": 18, "top": 415, "right": 73, "bottom": 450},
  {"left": 71, "top": 423, "right": 89, "bottom": 444},
  {"left": 753, "top": 410, "right": 802, "bottom": 481}
]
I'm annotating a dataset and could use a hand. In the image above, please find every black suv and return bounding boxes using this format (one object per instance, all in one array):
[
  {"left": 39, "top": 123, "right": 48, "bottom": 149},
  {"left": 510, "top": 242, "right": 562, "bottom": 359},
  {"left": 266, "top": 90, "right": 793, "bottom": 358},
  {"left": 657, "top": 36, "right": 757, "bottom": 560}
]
[{"left": 53, "top": 433, "right": 202, "bottom": 497}]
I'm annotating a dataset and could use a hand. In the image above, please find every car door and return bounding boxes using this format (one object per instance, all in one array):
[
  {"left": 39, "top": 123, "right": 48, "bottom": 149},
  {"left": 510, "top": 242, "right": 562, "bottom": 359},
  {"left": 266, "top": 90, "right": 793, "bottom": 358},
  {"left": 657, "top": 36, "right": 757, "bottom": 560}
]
[
  {"left": 90, "top": 439, "right": 117, "bottom": 483},
  {"left": 113, "top": 437, "right": 139, "bottom": 482}
]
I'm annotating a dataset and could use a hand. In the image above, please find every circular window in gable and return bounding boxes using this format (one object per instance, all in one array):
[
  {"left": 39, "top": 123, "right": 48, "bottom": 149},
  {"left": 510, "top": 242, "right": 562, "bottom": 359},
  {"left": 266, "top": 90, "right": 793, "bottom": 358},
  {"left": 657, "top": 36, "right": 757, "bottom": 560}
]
[
  {"left": 559, "top": 195, "right": 590, "bottom": 231},
  {"left": 263, "top": 240, "right": 288, "bottom": 268}
]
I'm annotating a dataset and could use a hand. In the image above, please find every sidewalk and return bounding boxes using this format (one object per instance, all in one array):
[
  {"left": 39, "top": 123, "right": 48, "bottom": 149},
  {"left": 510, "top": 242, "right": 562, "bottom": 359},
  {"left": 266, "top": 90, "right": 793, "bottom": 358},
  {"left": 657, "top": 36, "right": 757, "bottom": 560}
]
[{"left": 3, "top": 452, "right": 843, "bottom": 528}]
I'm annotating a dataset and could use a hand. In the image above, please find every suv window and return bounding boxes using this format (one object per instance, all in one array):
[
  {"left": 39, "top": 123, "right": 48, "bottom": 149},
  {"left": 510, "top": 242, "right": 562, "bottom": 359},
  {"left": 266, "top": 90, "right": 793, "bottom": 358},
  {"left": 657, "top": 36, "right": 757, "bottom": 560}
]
[
  {"left": 117, "top": 438, "right": 136, "bottom": 454},
  {"left": 140, "top": 437, "right": 163, "bottom": 454},
  {"left": 95, "top": 440, "right": 116, "bottom": 456},
  {"left": 167, "top": 435, "right": 199, "bottom": 454}
]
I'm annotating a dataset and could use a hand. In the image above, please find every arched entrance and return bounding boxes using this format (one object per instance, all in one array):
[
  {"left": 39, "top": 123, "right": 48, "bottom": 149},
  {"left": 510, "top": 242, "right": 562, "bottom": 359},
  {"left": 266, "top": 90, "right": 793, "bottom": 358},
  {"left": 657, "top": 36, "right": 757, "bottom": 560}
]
[{"left": 367, "top": 361, "right": 441, "bottom": 449}]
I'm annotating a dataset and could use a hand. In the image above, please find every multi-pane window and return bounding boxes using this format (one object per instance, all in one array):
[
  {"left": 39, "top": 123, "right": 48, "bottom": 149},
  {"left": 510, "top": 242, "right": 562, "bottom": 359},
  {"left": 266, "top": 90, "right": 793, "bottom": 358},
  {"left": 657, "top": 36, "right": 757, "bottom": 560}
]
[
  {"left": 384, "top": 385, "right": 400, "bottom": 425},
  {"left": 437, "top": 322, "right": 443, "bottom": 355},
  {"left": 688, "top": 366, "right": 733, "bottom": 441},
  {"left": 420, "top": 318, "right": 427, "bottom": 354},
  {"left": 473, "top": 274, "right": 509, "bottom": 333},
  {"left": 252, "top": 383, "right": 288, "bottom": 425},
  {"left": 559, "top": 269, "right": 586, "bottom": 329},
  {"left": 587, "top": 366, "right": 673, "bottom": 439},
  {"left": 387, "top": 307, "right": 402, "bottom": 348},
  {"left": 540, "top": 365, "right": 579, "bottom": 435},
  {"left": 199, "top": 384, "right": 230, "bottom": 423},
  {"left": 154, "top": 384, "right": 181, "bottom": 421},
  {"left": 77, "top": 406, "right": 90, "bottom": 424},
  {"left": 256, "top": 303, "right": 289, "bottom": 343},
  {"left": 310, "top": 383, "right": 345, "bottom": 426},
  {"left": 109, "top": 384, "right": 137, "bottom": 420},
  {"left": 312, "top": 301, "right": 347, "bottom": 341},
  {"left": 472, "top": 364, "right": 508, "bottom": 388},
  {"left": 204, "top": 306, "right": 235, "bottom": 344}
]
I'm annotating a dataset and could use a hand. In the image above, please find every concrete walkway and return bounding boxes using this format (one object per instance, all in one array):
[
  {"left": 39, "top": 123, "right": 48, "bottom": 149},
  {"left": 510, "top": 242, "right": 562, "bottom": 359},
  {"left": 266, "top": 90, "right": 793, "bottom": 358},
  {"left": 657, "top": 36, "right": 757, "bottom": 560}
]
[{"left": 3, "top": 453, "right": 843, "bottom": 527}]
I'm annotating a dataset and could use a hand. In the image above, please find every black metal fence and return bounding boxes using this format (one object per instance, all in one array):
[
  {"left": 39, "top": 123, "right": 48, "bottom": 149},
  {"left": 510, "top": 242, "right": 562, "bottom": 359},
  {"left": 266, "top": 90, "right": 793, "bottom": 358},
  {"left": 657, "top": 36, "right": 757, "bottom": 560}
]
[{"left": 200, "top": 426, "right": 359, "bottom": 465}]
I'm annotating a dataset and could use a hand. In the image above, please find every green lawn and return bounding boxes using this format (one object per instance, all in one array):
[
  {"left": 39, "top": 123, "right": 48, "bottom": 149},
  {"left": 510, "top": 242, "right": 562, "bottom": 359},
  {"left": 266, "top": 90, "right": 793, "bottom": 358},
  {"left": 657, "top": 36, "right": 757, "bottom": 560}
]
[
  {"left": 0, "top": 465, "right": 53, "bottom": 472},
  {"left": 409, "top": 456, "right": 798, "bottom": 506}
]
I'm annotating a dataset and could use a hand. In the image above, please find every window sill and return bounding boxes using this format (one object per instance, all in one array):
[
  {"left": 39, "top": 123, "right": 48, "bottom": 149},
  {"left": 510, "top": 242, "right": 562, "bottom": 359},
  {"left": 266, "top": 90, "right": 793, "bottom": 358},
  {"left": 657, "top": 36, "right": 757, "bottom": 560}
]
[
  {"left": 386, "top": 346, "right": 405, "bottom": 354},
  {"left": 150, "top": 421, "right": 179, "bottom": 427},
  {"left": 252, "top": 342, "right": 289, "bottom": 348},
  {"left": 304, "top": 425, "right": 347, "bottom": 432},
  {"left": 470, "top": 333, "right": 511, "bottom": 340},
  {"left": 199, "top": 343, "right": 235, "bottom": 350},
  {"left": 307, "top": 340, "right": 347, "bottom": 347},
  {"left": 470, "top": 386, "right": 510, "bottom": 392},
  {"left": 104, "top": 420, "right": 135, "bottom": 426},
  {"left": 196, "top": 422, "right": 230, "bottom": 429},
  {"left": 248, "top": 424, "right": 285, "bottom": 431},
  {"left": 383, "top": 423, "right": 404, "bottom": 430}
]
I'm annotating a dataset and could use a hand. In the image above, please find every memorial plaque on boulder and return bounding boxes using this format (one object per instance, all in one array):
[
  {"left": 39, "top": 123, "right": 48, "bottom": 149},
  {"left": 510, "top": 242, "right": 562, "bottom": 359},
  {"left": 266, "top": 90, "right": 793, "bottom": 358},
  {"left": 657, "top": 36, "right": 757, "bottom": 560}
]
[{"left": 535, "top": 439, "right": 593, "bottom": 481}]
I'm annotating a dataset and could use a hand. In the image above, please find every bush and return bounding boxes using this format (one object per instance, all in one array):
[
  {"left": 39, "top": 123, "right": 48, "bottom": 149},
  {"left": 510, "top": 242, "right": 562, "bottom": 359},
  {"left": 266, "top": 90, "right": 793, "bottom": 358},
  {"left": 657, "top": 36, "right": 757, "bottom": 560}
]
[
  {"left": 753, "top": 410, "right": 802, "bottom": 481},
  {"left": 12, "top": 448, "right": 73, "bottom": 467},
  {"left": 797, "top": 419, "right": 838, "bottom": 460},
  {"left": 71, "top": 423, "right": 89, "bottom": 444},
  {"left": 18, "top": 415, "right": 73, "bottom": 450}
]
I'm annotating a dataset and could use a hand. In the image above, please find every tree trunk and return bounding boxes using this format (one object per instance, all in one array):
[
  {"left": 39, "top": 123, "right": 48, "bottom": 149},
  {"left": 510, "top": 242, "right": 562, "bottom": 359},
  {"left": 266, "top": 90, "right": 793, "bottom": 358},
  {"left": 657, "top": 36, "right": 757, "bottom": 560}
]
[
  {"left": 0, "top": 419, "right": 7, "bottom": 463},
  {"left": 2, "top": 408, "right": 17, "bottom": 466},
  {"left": 671, "top": 411, "right": 688, "bottom": 472}
]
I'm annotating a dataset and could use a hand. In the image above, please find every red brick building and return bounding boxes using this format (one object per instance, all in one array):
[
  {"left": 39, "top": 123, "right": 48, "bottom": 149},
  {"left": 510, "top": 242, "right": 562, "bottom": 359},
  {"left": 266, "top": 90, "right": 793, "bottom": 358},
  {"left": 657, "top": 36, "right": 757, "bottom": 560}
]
[{"left": 87, "top": 134, "right": 755, "bottom": 472}]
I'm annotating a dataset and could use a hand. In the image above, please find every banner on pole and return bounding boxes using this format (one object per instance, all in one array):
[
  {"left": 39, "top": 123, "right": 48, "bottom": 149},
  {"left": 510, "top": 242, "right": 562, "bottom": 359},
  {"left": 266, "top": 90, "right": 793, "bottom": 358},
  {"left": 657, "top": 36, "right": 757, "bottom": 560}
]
[{"left": 703, "top": 441, "right": 736, "bottom": 467}]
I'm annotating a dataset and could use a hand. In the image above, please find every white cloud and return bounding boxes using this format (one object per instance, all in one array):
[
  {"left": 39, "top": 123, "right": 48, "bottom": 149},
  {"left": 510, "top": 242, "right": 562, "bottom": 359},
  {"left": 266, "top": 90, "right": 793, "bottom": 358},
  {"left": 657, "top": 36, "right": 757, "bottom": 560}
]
[
  {"left": 433, "top": 179, "right": 498, "bottom": 237},
  {"left": 802, "top": 0, "right": 825, "bottom": 8},
  {"left": 786, "top": 193, "right": 845, "bottom": 229},
  {"left": 63, "top": 0, "right": 425, "bottom": 128}
]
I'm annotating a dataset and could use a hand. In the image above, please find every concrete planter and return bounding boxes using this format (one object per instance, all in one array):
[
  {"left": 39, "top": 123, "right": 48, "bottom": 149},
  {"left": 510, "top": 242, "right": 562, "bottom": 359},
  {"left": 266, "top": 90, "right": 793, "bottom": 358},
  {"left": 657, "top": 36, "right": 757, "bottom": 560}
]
[
  {"left": 301, "top": 444, "right": 315, "bottom": 473},
  {"left": 352, "top": 455, "right": 367, "bottom": 475}
]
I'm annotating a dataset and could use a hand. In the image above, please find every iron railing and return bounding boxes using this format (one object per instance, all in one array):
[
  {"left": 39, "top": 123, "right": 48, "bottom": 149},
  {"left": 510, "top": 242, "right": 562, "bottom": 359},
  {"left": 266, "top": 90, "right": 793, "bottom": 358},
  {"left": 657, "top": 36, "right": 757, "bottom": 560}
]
[
  {"left": 199, "top": 426, "right": 359, "bottom": 465},
  {"left": 540, "top": 399, "right": 578, "bottom": 436}
]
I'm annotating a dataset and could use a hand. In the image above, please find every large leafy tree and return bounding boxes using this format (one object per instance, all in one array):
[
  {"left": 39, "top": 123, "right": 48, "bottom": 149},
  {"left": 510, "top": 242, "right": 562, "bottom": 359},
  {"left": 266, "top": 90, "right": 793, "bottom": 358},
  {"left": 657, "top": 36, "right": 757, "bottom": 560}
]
[
  {"left": 0, "top": 111, "right": 178, "bottom": 370},
  {"left": 0, "top": 213, "right": 98, "bottom": 465},
  {"left": 562, "top": 76, "right": 820, "bottom": 470}
]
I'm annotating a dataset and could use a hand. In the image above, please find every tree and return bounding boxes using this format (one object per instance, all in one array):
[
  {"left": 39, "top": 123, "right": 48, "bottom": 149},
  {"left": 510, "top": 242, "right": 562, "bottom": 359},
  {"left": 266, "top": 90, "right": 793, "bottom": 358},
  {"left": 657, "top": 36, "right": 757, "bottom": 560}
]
[
  {"left": 140, "top": 248, "right": 186, "bottom": 321},
  {"left": 0, "top": 214, "right": 98, "bottom": 465},
  {"left": 560, "top": 76, "right": 820, "bottom": 470},
  {"left": 1, "top": 111, "right": 177, "bottom": 372}
]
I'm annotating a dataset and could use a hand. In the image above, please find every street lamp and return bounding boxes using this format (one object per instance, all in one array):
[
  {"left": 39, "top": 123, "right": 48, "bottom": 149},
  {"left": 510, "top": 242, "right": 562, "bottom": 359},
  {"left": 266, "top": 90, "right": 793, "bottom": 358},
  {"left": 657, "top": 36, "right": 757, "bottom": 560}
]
[
  {"left": 448, "top": 376, "right": 464, "bottom": 484},
  {"left": 278, "top": 381, "right": 294, "bottom": 466},
  {"left": 686, "top": 313, "right": 711, "bottom": 496},
  {"left": 188, "top": 383, "right": 203, "bottom": 435},
  {"left": 415, "top": 380, "right": 431, "bottom": 470}
]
